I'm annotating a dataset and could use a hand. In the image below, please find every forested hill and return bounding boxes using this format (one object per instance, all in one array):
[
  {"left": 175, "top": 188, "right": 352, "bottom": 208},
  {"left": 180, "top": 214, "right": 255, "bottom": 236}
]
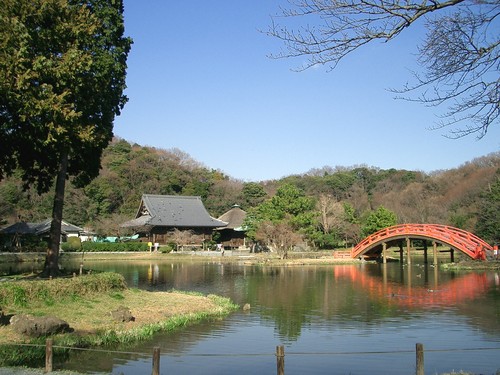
[{"left": 1, "top": 138, "right": 499, "bottom": 242}]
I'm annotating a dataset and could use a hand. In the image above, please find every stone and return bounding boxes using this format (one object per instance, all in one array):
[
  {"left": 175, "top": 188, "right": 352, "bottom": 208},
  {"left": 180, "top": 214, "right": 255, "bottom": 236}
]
[
  {"left": 110, "top": 306, "right": 135, "bottom": 322},
  {"left": 243, "top": 303, "right": 251, "bottom": 311},
  {"left": 10, "top": 314, "right": 72, "bottom": 337}
]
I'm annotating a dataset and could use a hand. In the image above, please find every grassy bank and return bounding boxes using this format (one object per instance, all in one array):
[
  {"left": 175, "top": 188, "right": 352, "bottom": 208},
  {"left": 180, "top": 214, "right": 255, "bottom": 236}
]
[{"left": 0, "top": 272, "right": 238, "bottom": 366}]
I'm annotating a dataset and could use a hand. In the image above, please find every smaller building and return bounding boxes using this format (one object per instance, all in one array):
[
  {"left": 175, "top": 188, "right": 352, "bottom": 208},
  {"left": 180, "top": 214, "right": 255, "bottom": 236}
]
[
  {"left": 216, "top": 205, "right": 247, "bottom": 249},
  {"left": 0, "top": 219, "right": 83, "bottom": 250}
]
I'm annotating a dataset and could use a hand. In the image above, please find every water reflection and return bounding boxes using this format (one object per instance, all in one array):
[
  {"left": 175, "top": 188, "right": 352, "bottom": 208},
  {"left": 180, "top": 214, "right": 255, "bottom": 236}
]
[
  {"left": 1, "top": 259, "right": 499, "bottom": 374},
  {"left": 335, "top": 265, "right": 492, "bottom": 308}
]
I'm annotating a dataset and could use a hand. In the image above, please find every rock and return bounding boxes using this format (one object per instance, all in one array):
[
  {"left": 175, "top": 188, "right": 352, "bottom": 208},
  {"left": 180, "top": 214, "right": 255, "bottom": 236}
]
[
  {"left": 110, "top": 306, "right": 135, "bottom": 322},
  {"left": 242, "top": 303, "right": 251, "bottom": 311},
  {"left": 10, "top": 314, "right": 72, "bottom": 337}
]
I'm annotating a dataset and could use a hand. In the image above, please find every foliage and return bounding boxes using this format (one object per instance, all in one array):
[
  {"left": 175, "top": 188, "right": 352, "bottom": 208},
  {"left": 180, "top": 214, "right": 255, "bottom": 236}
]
[
  {"left": 0, "top": 0, "right": 131, "bottom": 276},
  {"left": 62, "top": 236, "right": 82, "bottom": 252},
  {"left": 1, "top": 141, "right": 499, "bottom": 248},
  {"left": 475, "top": 172, "right": 500, "bottom": 244},
  {"left": 77, "top": 241, "right": 148, "bottom": 252},
  {"left": 245, "top": 184, "right": 315, "bottom": 257},
  {"left": 361, "top": 206, "right": 398, "bottom": 237},
  {"left": 268, "top": 0, "right": 500, "bottom": 137},
  {"left": 0, "top": 0, "right": 132, "bottom": 191},
  {"left": 242, "top": 182, "right": 268, "bottom": 208}
]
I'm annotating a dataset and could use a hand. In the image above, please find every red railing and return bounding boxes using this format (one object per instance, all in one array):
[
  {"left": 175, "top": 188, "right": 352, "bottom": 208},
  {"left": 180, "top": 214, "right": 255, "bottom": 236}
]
[{"left": 351, "top": 224, "right": 493, "bottom": 260}]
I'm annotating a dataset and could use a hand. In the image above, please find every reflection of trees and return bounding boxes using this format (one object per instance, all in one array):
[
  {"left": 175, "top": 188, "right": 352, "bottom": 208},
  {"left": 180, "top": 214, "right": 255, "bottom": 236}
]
[
  {"left": 246, "top": 264, "right": 500, "bottom": 340},
  {"left": 245, "top": 266, "right": 396, "bottom": 340},
  {"left": 71, "top": 261, "right": 500, "bottom": 341}
]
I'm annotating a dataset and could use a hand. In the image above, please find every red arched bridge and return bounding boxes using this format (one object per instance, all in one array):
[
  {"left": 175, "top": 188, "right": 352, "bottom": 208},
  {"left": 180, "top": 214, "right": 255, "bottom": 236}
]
[{"left": 351, "top": 224, "right": 493, "bottom": 262}]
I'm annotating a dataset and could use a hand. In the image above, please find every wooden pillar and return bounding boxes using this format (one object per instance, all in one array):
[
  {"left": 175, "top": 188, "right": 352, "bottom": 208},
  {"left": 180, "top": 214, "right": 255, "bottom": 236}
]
[
  {"left": 406, "top": 237, "right": 411, "bottom": 265},
  {"left": 276, "top": 345, "right": 285, "bottom": 375},
  {"left": 382, "top": 242, "right": 387, "bottom": 264},
  {"left": 152, "top": 346, "right": 160, "bottom": 375},
  {"left": 45, "top": 339, "right": 53, "bottom": 373},
  {"left": 433, "top": 242, "right": 438, "bottom": 266},
  {"left": 416, "top": 343, "right": 424, "bottom": 375},
  {"left": 399, "top": 241, "right": 404, "bottom": 264},
  {"left": 450, "top": 248, "right": 454, "bottom": 263},
  {"left": 423, "top": 241, "right": 428, "bottom": 264}
]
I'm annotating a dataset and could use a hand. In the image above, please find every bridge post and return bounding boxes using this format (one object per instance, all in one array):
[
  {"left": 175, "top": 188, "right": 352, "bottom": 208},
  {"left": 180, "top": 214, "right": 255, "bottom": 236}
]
[
  {"left": 450, "top": 248, "right": 454, "bottom": 263},
  {"left": 433, "top": 242, "right": 438, "bottom": 266},
  {"left": 406, "top": 237, "right": 411, "bottom": 265},
  {"left": 382, "top": 242, "right": 387, "bottom": 264}
]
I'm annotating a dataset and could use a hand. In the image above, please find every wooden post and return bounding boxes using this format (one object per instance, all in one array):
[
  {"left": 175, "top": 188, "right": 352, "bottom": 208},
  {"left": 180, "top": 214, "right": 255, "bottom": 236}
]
[
  {"left": 423, "top": 242, "right": 428, "bottom": 264},
  {"left": 406, "top": 237, "right": 411, "bottom": 265},
  {"left": 276, "top": 345, "right": 285, "bottom": 375},
  {"left": 416, "top": 343, "right": 424, "bottom": 375},
  {"left": 152, "top": 346, "right": 160, "bottom": 375},
  {"left": 382, "top": 242, "right": 387, "bottom": 264},
  {"left": 433, "top": 241, "right": 438, "bottom": 266},
  {"left": 450, "top": 248, "right": 455, "bottom": 263},
  {"left": 45, "top": 338, "right": 53, "bottom": 373}
]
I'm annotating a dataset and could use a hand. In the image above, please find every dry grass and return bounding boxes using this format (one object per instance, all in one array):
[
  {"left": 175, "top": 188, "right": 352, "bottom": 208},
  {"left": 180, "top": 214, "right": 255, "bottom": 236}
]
[{"left": 0, "top": 289, "right": 229, "bottom": 345}]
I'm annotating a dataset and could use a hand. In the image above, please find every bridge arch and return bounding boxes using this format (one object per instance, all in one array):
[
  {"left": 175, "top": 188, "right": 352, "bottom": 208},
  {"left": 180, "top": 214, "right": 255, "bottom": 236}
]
[{"left": 351, "top": 224, "right": 493, "bottom": 261}]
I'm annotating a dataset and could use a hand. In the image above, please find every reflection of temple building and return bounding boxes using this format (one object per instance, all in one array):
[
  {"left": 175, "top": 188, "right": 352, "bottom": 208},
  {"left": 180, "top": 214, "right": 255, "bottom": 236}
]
[{"left": 334, "top": 265, "right": 491, "bottom": 308}]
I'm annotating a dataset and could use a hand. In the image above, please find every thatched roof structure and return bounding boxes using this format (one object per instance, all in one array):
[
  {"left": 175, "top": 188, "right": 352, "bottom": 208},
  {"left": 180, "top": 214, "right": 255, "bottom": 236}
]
[{"left": 217, "top": 205, "right": 247, "bottom": 231}]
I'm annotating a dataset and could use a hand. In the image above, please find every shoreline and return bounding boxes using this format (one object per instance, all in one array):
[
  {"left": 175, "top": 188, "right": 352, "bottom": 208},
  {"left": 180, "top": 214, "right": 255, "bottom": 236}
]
[
  {"left": 0, "top": 273, "right": 238, "bottom": 368},
  {"left": 2, "top": 251, "right": 499, "bottom": 270}
]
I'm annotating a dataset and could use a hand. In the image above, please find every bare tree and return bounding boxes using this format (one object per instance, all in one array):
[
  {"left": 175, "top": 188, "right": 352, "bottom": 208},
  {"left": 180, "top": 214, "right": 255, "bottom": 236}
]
[
  {"left": 255, "top": 221, "right": 302, "bottom": 259},
  {"left": 268, "top": 0, "right": 499, "bottom": 138},
  {"left": 316, "top": 194, "right": 345, "bottom": 234},
  {"left": 169, "top": 229, "right": 203, "bottom": 251}
]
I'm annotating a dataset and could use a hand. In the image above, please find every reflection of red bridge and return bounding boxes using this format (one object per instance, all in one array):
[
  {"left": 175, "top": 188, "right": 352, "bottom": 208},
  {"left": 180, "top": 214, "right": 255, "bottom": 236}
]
[
  {"left": 334, "top": 265, "right": 490, "bottom": 308},
  {"left": 351, "top": 224, "right": 493, "bottom": 261}
]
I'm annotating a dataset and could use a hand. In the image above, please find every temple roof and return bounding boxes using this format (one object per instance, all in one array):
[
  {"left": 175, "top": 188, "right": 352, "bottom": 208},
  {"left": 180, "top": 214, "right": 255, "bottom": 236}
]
[{"left": 121, "top": 194, "right": 227, "bottom": 228}]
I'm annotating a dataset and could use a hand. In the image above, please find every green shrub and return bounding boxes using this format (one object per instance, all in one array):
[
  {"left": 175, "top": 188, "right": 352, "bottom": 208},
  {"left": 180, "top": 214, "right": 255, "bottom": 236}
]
[
  {"left": 61, "top": 237, "right": 82, "bottom": 252},
  {"left": 81, "top": 241, "right": 148, "bottom": 252}
]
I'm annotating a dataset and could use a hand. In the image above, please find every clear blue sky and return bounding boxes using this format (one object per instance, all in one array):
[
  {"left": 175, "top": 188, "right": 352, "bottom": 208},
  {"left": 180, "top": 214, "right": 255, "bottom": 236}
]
[{"left": 115, "top": 1, "right": 500, "bottom": 181}]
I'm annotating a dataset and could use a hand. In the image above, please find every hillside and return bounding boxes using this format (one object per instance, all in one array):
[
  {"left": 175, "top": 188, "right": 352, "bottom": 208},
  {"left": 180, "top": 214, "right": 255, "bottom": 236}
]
[{"left": 1, "top": 138, "right": 499, "bottom": 243}]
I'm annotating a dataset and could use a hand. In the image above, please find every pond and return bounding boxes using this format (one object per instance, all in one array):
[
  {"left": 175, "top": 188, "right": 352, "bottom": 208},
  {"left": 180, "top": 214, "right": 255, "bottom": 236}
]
[{"left": 5, "top": 259, "right": 500, "bottom": 374}]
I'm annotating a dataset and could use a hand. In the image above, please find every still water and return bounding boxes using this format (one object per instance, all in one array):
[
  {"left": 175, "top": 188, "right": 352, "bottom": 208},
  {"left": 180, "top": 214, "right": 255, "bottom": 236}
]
[{"left": 10, "top": 259, "right": 500, "bottom": 374}]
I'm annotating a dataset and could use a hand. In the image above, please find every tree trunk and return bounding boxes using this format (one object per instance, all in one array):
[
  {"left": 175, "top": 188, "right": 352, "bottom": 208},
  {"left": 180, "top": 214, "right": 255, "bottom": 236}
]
[{"left": 45, "top": 150, "right": 68, "bottom": 277}]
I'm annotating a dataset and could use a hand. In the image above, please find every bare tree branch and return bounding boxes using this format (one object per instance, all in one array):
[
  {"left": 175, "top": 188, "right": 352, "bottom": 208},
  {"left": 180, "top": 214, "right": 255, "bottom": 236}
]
[{"left": 268, "top": 0, "right": 499, "bottom": 138}]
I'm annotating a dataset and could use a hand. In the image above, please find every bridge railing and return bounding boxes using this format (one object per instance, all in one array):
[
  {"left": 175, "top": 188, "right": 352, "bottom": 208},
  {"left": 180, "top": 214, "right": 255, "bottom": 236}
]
[{"left": 351, "top": 224, "right": 492, "bottom": 260}]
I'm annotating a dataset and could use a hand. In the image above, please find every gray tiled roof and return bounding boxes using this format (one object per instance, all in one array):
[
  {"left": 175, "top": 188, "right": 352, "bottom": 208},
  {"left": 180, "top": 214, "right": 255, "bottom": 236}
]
[
  {"left": 132, "top": 194, "right": 227, "bottom": 228},
  {"left": 0, "top": 219, "right": 83, "bottom": 235}
]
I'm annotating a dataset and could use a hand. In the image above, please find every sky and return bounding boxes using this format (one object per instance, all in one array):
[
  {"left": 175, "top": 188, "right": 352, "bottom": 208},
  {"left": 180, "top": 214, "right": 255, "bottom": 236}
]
[{"left": 114, "top": 1, "right": 500, "bottom": 182}]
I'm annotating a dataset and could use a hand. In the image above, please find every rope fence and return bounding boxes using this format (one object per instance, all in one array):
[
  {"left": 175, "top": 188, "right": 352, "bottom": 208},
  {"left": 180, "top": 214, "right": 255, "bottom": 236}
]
[{"left": 4, "top": 340, "right": 500, "bottom": 375}]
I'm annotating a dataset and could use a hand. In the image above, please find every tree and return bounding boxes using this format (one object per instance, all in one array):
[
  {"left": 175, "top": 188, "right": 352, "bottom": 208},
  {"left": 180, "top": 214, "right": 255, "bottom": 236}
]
[
  {"left": 475, "top": 172, "right": 500, "bottom": 244},
  {"left": 242, "top": 182, "right": 267, "bottom": 209},
  {"left": 268, "top": 0, "right": 499, "bottom": 138},
  {"left": 255, "top": 221, "right": 302, "bottom": 259},
  {"left": 0, "top": 0, "right": 131, "bottom": 276},
  {"left": 361, "top": 206, "right": 397, "bottom": 237},
  {"left": 244, "top": 183, "right": 316, "bottom": 256}
]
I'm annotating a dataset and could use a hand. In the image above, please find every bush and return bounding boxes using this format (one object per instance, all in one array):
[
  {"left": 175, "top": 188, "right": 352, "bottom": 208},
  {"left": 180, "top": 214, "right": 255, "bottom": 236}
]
[
  {"left": 80, "top": 241, "right": 148, "bottom": 252},
  {"left": 61, "top": 237, "right": 82, "bottom": 252}
]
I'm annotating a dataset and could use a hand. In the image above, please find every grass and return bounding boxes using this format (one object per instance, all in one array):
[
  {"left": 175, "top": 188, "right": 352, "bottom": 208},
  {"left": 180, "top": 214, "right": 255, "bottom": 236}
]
[{"left": 0, "top": 272, "right": 238, "bottom": 366}]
